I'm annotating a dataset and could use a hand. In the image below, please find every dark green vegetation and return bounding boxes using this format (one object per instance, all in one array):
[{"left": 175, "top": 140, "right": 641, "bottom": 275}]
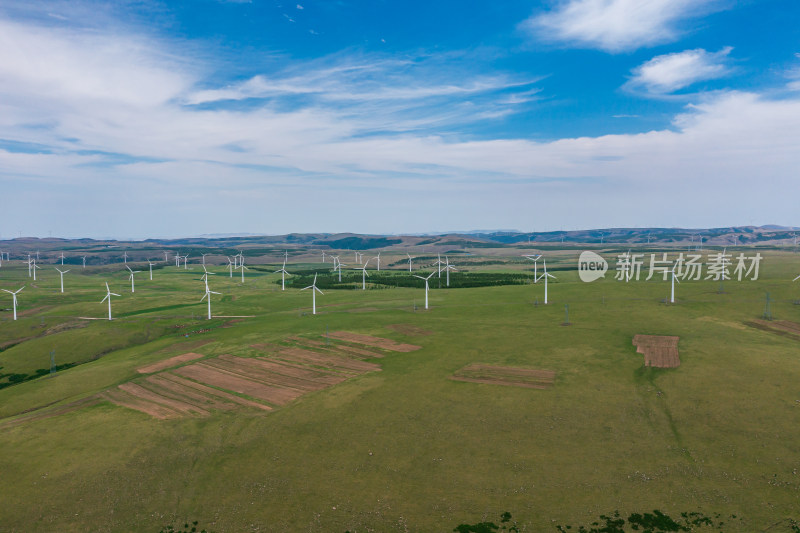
[{"left": 1, "top": 244, "right": 800, "bottom": 532}]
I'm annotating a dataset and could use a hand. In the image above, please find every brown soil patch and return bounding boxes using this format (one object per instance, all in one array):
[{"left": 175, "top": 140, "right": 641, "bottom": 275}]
[
  {"left": 118, "top": 382, "right": 209, "bottom": 416},
  {"left": 137, "top": 352, "right": 206, "bottom": 374},
  {"left": 174, "top": 363, "right": 302, "bottom": 406},
  {"left": 745, "top": 320, "right": 800, "bottom": 341},
  {"left": 450, "top": 364, "right": 556, "bottom": 389},
  {"left": 217, "top": 354, "right": 346, "bottom": 387},
  {"left": 276, "top": 347, "right": 381, "bottom": 374},
  {"left": 289, "top": 336, "right": 384, "bottom": 359},
  {"left": 101, "top": 388, "right": 181, "bottom": 419},
  {"left": 328, "top": 331, "right": 421, "bottom": 352},
  {"left": 202, "top": 357, "right": 330, "bottom": 393},
  {"left": 158, "top": 373, "right": 271, "bottom": 411},
  {"left": 386, "top": 324, "right": 433, "bottom": 336},
  {"left": 140, "top": 375, "right": 237, "bottom": 412},
  {"left": 633, "top": 335, "right": 681, "bottom": 368}
]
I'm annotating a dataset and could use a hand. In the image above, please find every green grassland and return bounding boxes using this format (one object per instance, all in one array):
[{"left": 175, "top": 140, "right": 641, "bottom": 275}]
[{"left": 1, "top": 249, "right": 800, "bottom": 532}]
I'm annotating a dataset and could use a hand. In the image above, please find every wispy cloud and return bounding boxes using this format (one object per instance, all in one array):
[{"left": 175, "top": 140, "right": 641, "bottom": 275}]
[
  {"left": 522, "top": 0, "right": 725, "bottom": 52},
  {"left": 625, "top": 47, "right": 733, "bottom": 94}
]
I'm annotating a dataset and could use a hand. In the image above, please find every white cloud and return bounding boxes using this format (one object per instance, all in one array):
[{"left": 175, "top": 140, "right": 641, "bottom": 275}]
[
  {"left": 625, "top": 47, "right": 733, "bottom": 94},
  {"left": 0, "top": 11, "right": 798, "bottom": 236},
  {"left": 522, "top": 0, "right": 722, "bottom": 52}
]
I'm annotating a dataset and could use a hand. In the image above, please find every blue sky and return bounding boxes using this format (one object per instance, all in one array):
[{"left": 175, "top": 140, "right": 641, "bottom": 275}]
[{"left": 1, "top": 0, "right": 798, "bottom": 239}]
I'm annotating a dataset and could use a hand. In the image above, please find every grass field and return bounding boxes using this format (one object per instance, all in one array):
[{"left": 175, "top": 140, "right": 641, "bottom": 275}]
[{"left": 1, "top": 248, "right": 800, "bottom": 531}]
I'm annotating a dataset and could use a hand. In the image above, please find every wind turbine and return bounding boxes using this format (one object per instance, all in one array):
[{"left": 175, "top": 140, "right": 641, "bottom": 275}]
[
  {"left": 201, "top": 265, "right": 215, "bottom": 290},
  {"left": 275, "top": 259, "right": 290, "bottom": 290},
  {"left": 163, "top": 251, "right": 170, "bottom": 263},
  {"left": 670, "top": 266, "right": 680, "bottom": 304},
  {"left": 201, "top": 283, "right": 221, "bottom": 320},
  {"left": 226, "top": 257, "right": 234, "bottom": 278},
  {"left": 59, "top": 252, "right": 65, "bottom": 265},
  {"left": 536, "top": 259, "right": 556, "bottom": 304},
  {"left": 434, "top": 253, "right": 445, "bottom": 278},
  {"left": 238, "top": 261, "right": 248, "bottom": 283},
  {"left": 148, "top": 260, "right": 156, "bottom": 280},
  {"left": 27, "top": 255, "right": 32, "bottom": 277},
  {"left": 201, "top": 253, "right": 210, "bottom": 265},
  {"left": 55, "top": 267, "right": 70, "bottom": 293},
  {"left": 406, "top": 253, "right": 414, "bottom": 272},
  {"left": 2, "top": 286, "right": 23, "bottom": 320},
  {"left": 126, "top": 265, "right": 141, "bottom": 293},
  {"left": 301, "top": 273, "right": 324, "bottom": 315},
  {"left": 82, "top": 256, "right": 87, "bottom": 269},
  {"left": 32, "top": 259, "right": 40, "bottom": 281},
  {"left": 444, "top": 256, "right": 457, "bottom": 287},
  {"left": 373, "top": 252, "right": 381, "bottom": 271},
  {"left": 123, "top": 251, "right": 128, "bottom": 264},
  {"left": 321, "top": 250, "right": 327, "bottom": 263},
  {"left": 175, "top": 253, "right": 181, "bottom": 267},
  {"left": 183, "top": 255, "right": 189, "bottom": 269},
  {"left": 101, "top": 282, "right": 121, "bottom": 320},
  {"left": 355, "top": 263, "right": 370, "bottom": 290},
  {"left": 412, "top": 272, "right": 435, "bottom": 310},
  {"left": 522, "top": 254, "right": 542, "bottom": 282},
  {"left": 335, "top": 259, "right": 347, "bottom": 282}
]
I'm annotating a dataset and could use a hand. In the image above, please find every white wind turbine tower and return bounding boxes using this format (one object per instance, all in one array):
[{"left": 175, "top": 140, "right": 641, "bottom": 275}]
[
  {"left": 321, "top": 250, "right": 327, "bottom": 263},
  {"left": 123, "top": 251, "right": 128, "bottom": 264},
  {"left": 444, "top": 256, "right": 457, "bottom": 287},
  {"left": 275, "top": 259, "right": 290, "bottom": 290},
  {"left": 335, "top": 259, "right": 347, "bottom": 282},
  {"left": 2, "top": 286, "right": 23, "bottom": 320},
  {"left": 406, "top": 253, "right": 414, "bottom": 272},
  {"left": 373, "top": 252, "right": 381, "bottom": 271},
  {"left": 355, "top": 263, "right": 370, "bottom": 290},
  {"left": 32, "top": 259, "right": 40, "bottom": 281},
  {"left": 183, "top": 255, "right": 189, "bottom": 269},
  {"left": 302, "top": 273, "right": 324, "bottom": 315},
  {"left": 536, "top": 259, "right": 556, "bottom": 304},
  {"left": 101, "top": 282, "right": 121, "bottom": 320},
  {"left": 126, "top": 265, "right": 141, "bottom": 293},
  {"left": 59, "top": 252, "right": 65, "bottom": 265},
  {"left": 175, "top": 253, "right": 181, "bottom": 267},
  {"left": 201, "top": 265, "right": 215, "bottom": 290},
  {"left": 434, "top": 253, "right": 445, "bottom": 278},
  {"left": 148, "top": 260, "right": 156, "bottom": 280},
  {"left": 82, "top": 256, "right": 87, "bottom": 269},
  {"left": 670, "top": 266, "right": 680, "bottom": 304},
  {"left": 238, "top": 261, "right": 248, "bottom": 283},
  {"left": 201, "top": 283, "right": 221, "bottom": 320},
  {"left": 27, "top": 255, "right": 32, "bottom": 277},
  {"left": 413, "top": 272, "right": 435, "bottom": 310},
  {"left": 55, "top": 267, "right": 70, "bottom": 293},
  {"left": 201, "top": 253, "right": 210, "bottom": 265},
  {"left": 522, "top": 254, "right": 542, "bottom": 282},
  {"left": 226, "top": 257, "right": 234, "bottom": 278},
  {"left": 163, "top": 251, "right": 170, "bottom": 263}
]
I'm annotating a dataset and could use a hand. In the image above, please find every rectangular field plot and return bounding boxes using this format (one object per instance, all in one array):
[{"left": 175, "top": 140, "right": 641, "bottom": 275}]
[
  {"left": 633, "top": 335, "right": 681, "bottom": 368},
  {"left": 328, "top": 331, "right": 421, "bottom": 352}
]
